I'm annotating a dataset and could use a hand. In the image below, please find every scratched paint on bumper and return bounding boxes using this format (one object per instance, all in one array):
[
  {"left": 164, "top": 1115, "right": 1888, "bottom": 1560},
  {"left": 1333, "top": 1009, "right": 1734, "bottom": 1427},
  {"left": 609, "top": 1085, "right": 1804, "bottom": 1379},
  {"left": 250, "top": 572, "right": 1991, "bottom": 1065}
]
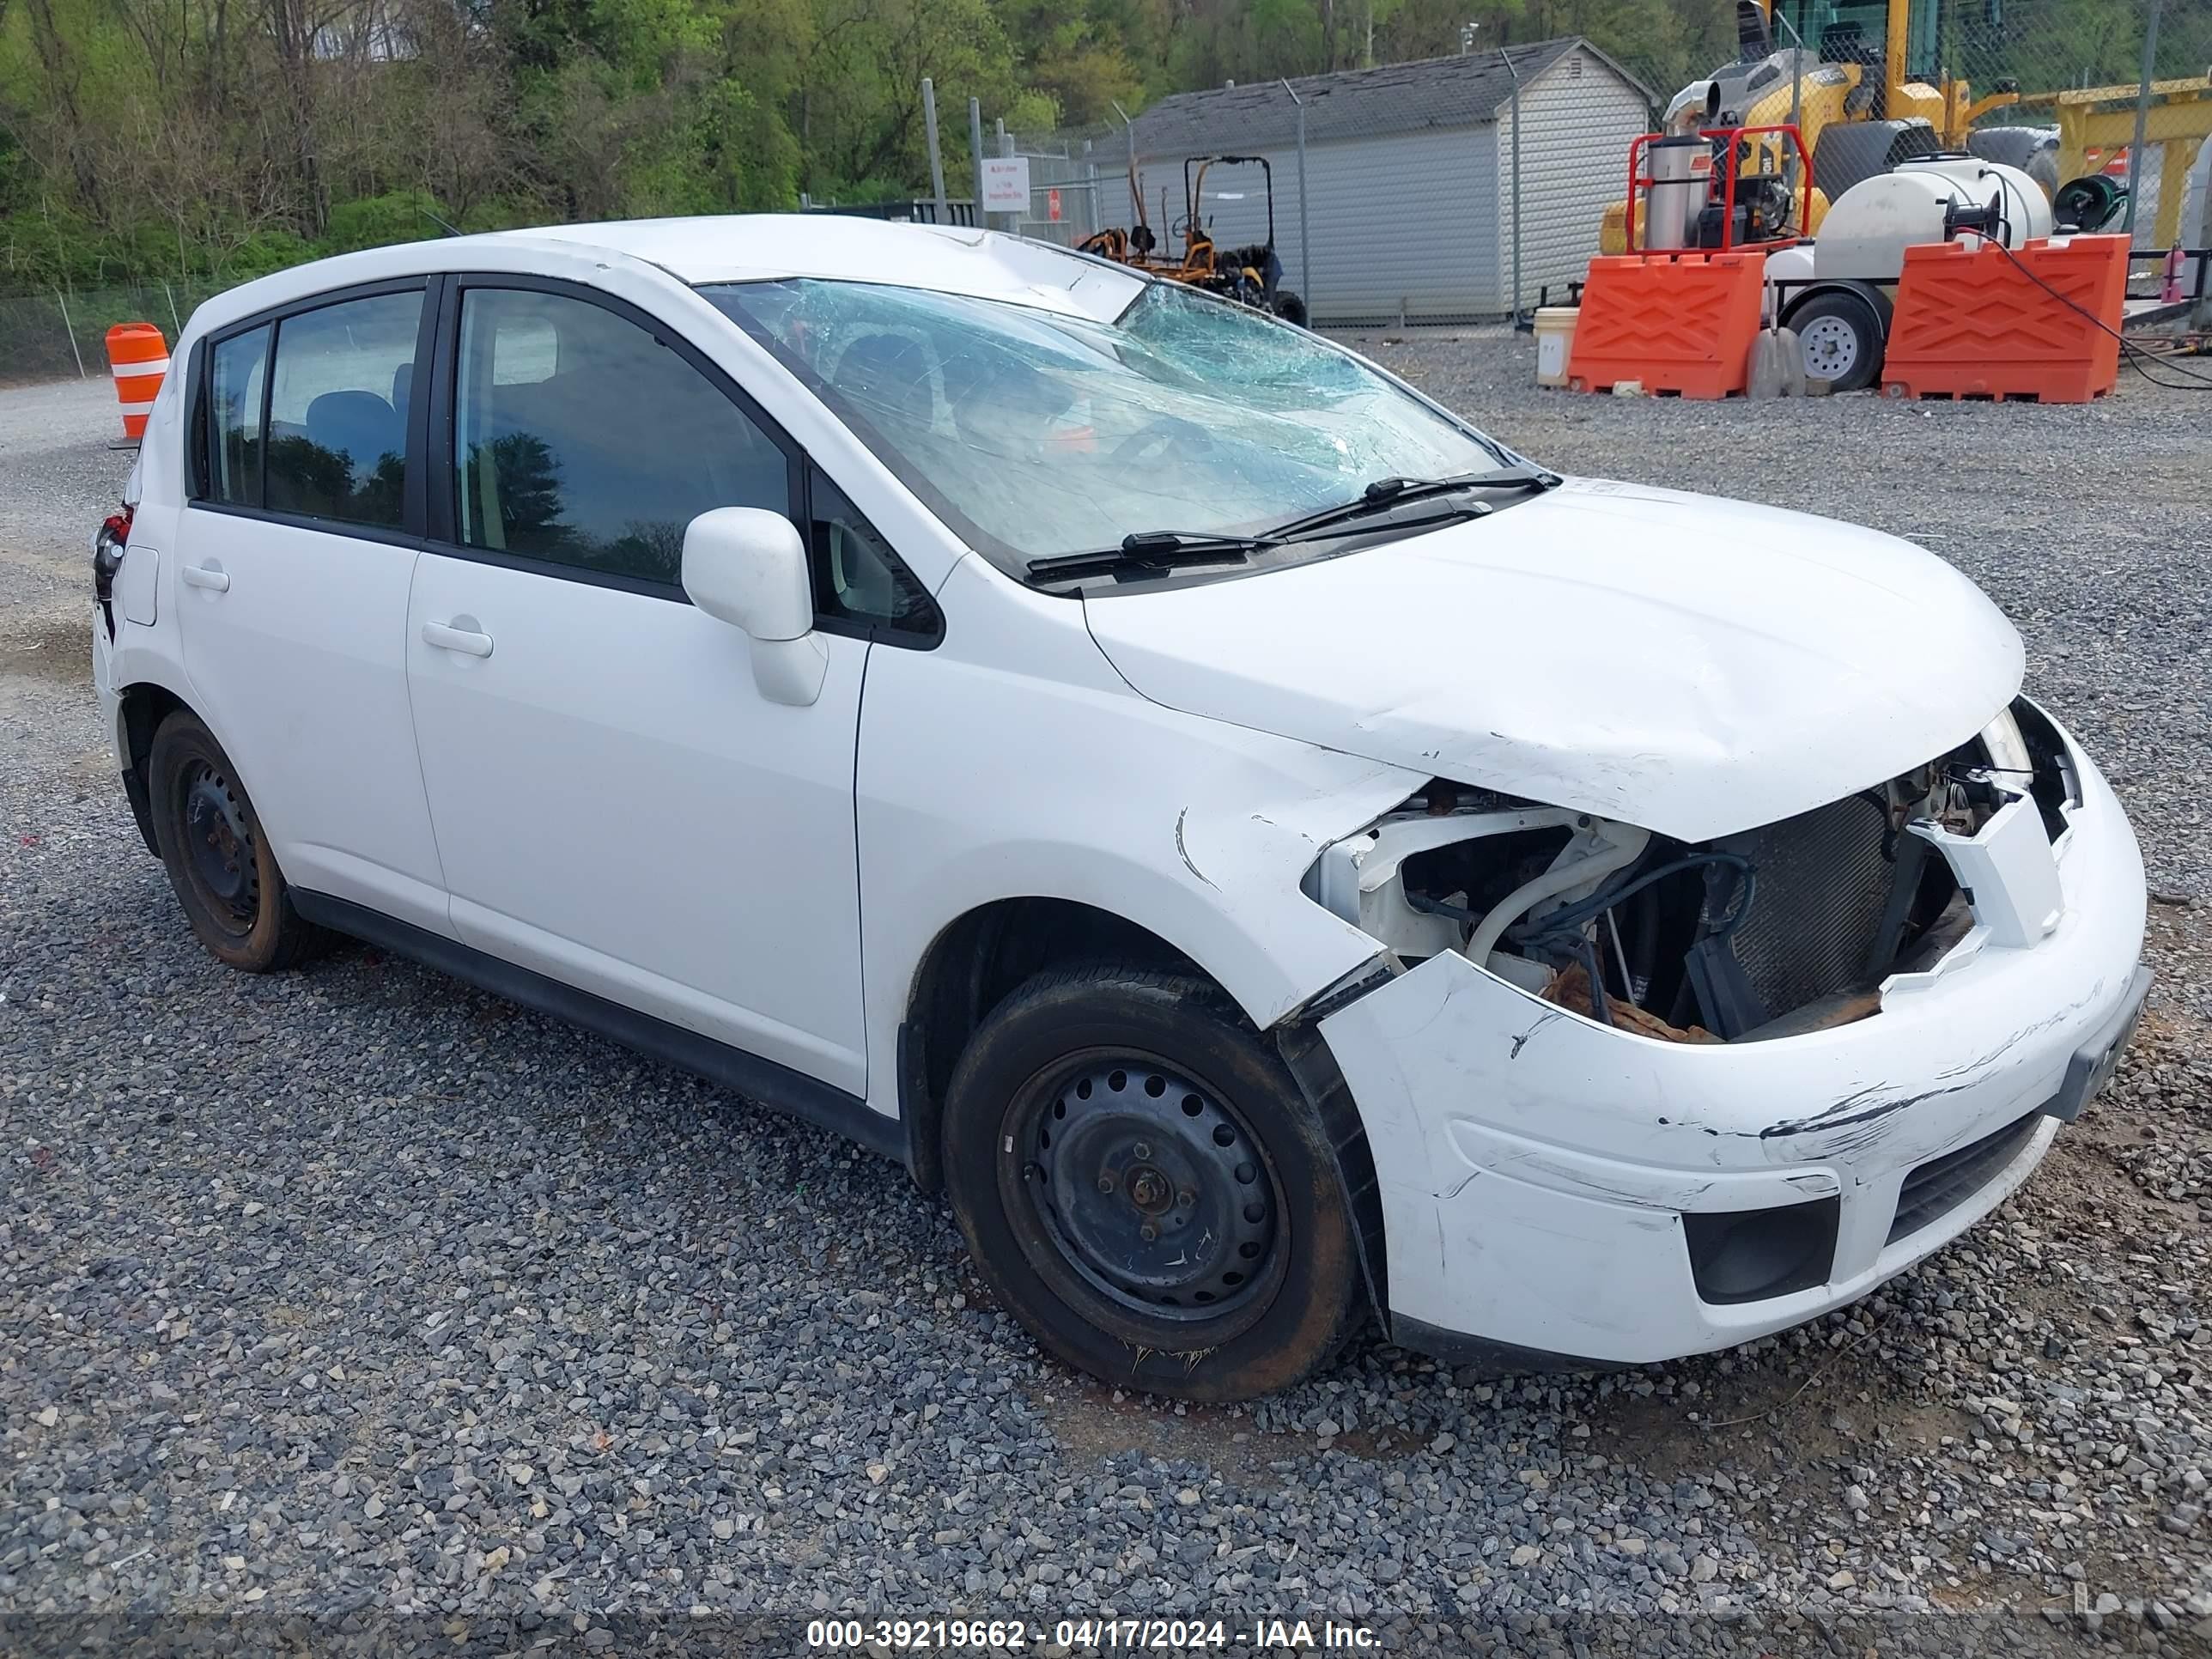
[{"left": 1319, "top": 714, "right": 2148, "bottom": 1366}]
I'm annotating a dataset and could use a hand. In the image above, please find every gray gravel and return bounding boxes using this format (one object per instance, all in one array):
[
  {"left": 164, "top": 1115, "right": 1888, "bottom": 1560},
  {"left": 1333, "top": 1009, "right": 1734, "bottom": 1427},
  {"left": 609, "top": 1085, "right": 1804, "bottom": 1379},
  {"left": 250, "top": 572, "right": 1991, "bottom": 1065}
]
[{"left": 5, "top": 359, "right": 2211, "bottom": 1656}]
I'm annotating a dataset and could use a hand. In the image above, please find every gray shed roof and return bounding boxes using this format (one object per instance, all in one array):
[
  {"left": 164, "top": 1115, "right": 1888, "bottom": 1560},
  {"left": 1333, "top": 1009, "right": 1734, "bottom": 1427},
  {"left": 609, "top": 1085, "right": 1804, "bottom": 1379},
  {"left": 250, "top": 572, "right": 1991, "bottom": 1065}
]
[{"left": 1098, "top": 38, "right": 1655, "bottom": 163}]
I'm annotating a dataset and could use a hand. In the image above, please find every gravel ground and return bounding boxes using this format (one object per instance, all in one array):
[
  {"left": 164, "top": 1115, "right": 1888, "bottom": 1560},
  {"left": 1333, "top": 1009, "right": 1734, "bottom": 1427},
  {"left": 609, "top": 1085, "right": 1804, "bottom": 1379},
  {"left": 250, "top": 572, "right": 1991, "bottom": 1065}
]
[{"left": 4, "top": 355, "right": 2210, "bottom": 1658}]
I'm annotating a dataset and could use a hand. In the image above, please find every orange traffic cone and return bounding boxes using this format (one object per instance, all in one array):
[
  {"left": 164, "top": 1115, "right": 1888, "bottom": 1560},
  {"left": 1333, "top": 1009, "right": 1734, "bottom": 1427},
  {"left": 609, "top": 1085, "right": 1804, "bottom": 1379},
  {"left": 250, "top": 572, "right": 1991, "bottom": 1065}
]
[{"left": 106, "top": 322, "right": 169, "bottom": 444}]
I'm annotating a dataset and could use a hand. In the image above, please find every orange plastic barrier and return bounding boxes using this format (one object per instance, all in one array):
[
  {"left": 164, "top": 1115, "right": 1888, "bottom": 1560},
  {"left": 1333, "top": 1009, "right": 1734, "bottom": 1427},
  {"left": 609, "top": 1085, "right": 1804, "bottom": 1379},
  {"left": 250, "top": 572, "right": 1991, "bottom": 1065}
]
[
  {"left": 106, "top": 322, "right": 169, "bottom": 442},
  {"left": 1881, "top": 234, "right": 2129, "bottom": 404},
  {"left": 1565, "top": 250, "right": 1768, "bottom": 399}
]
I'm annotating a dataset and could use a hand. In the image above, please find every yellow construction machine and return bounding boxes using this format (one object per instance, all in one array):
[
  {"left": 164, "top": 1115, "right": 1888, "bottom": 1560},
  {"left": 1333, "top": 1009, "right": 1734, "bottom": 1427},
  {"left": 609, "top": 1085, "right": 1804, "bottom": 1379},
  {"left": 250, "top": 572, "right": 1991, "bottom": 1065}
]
[{"left": 1601, "top": 0, "right": 2039, "bottom": 253}]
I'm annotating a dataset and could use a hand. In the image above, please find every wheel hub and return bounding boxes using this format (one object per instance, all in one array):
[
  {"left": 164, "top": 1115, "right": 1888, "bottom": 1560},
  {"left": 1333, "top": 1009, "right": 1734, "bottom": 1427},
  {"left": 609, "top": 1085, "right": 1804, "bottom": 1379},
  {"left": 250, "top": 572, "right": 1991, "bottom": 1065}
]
[
  {"left": 1022, "top": 1061, "right": 1275, "bottom": 1321},
  {"left": 182, "top": 763, "right": 258, "bottom": 924},
  {"left": 1800, "top": 313, "right": 1859, "bottom": 378}
]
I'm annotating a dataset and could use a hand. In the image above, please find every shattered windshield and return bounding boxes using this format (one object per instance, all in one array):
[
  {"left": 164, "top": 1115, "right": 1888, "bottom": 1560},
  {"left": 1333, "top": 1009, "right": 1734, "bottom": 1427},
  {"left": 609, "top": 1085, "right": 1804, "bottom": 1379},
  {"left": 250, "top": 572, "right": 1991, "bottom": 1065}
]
[{"left": 700, "top": 277, "right": 1505, "bottom": 574}]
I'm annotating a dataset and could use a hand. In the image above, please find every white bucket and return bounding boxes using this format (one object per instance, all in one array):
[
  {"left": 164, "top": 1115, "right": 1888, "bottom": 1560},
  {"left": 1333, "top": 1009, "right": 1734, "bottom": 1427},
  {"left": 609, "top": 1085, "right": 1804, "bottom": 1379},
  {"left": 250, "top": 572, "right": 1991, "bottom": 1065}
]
[{"left": 1534, "top": 307, "right": 1579, "bottom": 387}]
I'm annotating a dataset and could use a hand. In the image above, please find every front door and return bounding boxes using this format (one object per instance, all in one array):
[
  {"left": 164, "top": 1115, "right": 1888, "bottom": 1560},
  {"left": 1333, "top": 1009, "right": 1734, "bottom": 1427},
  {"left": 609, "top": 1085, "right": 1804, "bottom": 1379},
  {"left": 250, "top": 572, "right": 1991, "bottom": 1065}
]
[
  {"left": 404, "top": 282, "right": 871, "bottom": 1095},
  {"left": 173, "top": 285, "right": 452, "bottom": 935}
]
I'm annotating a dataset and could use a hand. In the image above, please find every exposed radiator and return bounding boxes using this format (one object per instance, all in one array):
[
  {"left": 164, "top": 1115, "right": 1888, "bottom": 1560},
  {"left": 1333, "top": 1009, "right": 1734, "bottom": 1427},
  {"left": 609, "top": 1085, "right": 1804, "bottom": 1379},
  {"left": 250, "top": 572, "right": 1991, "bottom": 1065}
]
[{"left": 1694, "top": 793, "right": 1904, "bottom": 1034}]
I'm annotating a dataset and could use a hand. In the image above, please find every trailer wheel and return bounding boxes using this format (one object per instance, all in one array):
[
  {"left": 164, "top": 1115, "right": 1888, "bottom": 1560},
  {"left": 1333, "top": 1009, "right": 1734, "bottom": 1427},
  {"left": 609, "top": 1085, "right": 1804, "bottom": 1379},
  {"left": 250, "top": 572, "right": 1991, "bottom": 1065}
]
[{"left": 1786, "top": 289, "right": 1885, "bottom": 393}]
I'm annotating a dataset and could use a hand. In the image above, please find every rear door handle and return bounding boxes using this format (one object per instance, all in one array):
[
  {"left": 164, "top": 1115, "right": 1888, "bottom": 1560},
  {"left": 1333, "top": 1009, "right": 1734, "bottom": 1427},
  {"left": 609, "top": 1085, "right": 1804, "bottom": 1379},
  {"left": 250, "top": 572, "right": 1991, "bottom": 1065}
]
[
  {"left": 180, "top": 563, "right": 229, "bottom": 592},
  {"left": 422, "top": 620, "right": 494, "bottom": 659}
]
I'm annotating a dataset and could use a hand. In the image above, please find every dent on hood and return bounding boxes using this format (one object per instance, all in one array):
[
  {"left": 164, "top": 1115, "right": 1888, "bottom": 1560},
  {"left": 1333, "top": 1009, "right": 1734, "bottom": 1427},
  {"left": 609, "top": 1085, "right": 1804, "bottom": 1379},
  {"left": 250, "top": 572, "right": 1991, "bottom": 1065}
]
[{"left": 1086, "top": 484, "right": 2026, "bottom": 843}]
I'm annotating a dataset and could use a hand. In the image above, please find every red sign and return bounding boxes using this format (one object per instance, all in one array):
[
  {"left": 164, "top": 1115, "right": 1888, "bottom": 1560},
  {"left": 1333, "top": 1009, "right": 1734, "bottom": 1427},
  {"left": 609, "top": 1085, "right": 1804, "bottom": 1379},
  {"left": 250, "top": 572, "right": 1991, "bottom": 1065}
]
[{"left": 1048, "top": 188, "right": 1062, "bottom": 222}]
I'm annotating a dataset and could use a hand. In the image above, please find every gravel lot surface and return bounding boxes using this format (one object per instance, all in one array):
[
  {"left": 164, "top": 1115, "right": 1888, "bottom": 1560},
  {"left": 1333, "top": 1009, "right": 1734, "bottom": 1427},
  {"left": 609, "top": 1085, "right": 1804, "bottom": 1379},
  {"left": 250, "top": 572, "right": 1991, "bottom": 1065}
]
[{"left": 4, "top": 353, "right": 2209, "bottom": 1658}]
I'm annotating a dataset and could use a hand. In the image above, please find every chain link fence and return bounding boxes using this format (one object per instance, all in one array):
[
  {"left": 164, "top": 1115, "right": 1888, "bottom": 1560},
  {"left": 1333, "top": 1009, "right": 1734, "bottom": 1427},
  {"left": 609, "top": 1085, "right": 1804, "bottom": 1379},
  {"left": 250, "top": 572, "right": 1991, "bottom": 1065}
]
[
  {"left": 14, "top": 9, "right": 2201, "bottom": 371},
  {"left": 1949, "top": 0, "right": 2212, "bottom": 248},
  {"left": 998, "top": 10, "right": 2207, "bottom": 325},
  {"left": 1946, "top": 0, "right": 2207, "bottom": 96},
  {"left": 999, "top": 125, "right": 1126, "bottom": 250},
  {"left": 1771, "top": 0, "right": 2209, "bottom": 248},
  {"left": 1002, "top": 43, "right": 1663, "bottom": 327},
  {"left": 0, "top": 281, "right": 221, "bottom": 387}
]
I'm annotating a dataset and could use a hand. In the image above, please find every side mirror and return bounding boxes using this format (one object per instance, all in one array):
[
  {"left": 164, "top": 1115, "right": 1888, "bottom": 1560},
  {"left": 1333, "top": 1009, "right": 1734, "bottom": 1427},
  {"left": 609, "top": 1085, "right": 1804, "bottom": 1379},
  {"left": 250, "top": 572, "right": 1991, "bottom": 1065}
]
[{"left": 682, "top": 507, "right": 827, "bottom": 707}]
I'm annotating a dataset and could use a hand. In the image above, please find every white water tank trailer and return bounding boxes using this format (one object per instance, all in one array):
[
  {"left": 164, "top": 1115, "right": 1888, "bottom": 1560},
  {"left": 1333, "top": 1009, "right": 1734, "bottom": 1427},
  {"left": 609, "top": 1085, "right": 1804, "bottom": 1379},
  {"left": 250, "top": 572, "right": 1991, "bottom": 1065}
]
[
  {"left": 1814, "top": 155, "right": 2051, "bottom": 281},
  {"left": 1762, "top": 154, "right": 2053, "bottom": 392}
]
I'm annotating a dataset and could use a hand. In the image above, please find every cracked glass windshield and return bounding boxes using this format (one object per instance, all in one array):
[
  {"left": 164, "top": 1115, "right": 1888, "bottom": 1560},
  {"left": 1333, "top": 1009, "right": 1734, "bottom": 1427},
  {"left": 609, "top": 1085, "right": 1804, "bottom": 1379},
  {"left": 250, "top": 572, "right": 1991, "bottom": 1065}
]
[{"left": 701, "top": 277, "right": 1504, "bottom": 574}]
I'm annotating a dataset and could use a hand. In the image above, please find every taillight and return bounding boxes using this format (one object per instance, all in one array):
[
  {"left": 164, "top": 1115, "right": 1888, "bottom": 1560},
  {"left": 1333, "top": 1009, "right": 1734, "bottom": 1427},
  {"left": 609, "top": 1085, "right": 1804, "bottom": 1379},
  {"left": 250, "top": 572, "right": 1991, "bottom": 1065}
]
[{"left": 93, "top": 504, "right": 133, "bottom": 635}]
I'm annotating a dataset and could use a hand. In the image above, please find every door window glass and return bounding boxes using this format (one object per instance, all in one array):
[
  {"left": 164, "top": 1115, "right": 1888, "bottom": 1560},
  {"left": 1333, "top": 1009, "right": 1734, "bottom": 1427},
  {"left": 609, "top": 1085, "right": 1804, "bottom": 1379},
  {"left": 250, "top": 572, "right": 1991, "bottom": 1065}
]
[
  {"left": 453, "top": 289, "right": 789, "bottom": 586},
  {"left": 264, "top": 290, "right": 422, "bottom": 528},
  {"left": 809, "top": 469, "right": 938, "bottom": 639},
  {"left": 209, "top": 326, "right": 270, "bottom": 507}
]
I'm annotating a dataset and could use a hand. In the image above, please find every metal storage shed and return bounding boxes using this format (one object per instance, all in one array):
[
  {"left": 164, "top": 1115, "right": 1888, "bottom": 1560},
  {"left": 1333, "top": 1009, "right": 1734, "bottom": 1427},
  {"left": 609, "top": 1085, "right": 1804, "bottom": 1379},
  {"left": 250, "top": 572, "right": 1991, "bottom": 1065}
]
[{"left": 1097, "top": 39, "right": 1655, "bottom": 327}]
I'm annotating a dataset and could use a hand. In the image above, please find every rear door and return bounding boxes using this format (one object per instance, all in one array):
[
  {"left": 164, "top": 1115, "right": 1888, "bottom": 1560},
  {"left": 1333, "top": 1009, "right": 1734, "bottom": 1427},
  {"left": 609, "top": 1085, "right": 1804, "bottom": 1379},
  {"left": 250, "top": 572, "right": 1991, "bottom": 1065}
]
[
  {"left": 173, "top": 283, "right": 451, "bottom": 934},
  {"left": 404, "top": 278, "right": 876, "bottom": 1094}
]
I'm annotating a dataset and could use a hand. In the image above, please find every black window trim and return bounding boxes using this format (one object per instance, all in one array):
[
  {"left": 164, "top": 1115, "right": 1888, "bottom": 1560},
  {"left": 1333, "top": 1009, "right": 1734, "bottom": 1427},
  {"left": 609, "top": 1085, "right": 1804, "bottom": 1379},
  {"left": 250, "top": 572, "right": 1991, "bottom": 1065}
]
[
  {"left": 180, "top": 268, "right": 943, "bottom": 647},
  {"left": 800, "top": 462, "right": 945, "bottom": 648},
  {"left": 183, "top": 337, "right": 210, "bottom": 501},
  {"left": 196, "top": 323, "right": 270, "bottom": 515},
  {"left": 428, "top": 271, "right": 939, "bottom": 646},
  {"left": 428, "top": 272, "right": 802, "bottom": 605},
  {"left": 188, "top": 275, "right": 435, "bottom": 538}
]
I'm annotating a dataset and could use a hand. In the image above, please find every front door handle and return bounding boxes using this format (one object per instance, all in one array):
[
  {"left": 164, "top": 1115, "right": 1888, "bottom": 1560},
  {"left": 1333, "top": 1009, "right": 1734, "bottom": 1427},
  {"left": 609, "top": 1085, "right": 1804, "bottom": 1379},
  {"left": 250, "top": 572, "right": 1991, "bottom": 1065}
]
[
  {"left": 180, "top": 563, "right": 229, "bottom": 592},
  {"left": 422, "top": 619, "right": 494, "bottom": 659}
]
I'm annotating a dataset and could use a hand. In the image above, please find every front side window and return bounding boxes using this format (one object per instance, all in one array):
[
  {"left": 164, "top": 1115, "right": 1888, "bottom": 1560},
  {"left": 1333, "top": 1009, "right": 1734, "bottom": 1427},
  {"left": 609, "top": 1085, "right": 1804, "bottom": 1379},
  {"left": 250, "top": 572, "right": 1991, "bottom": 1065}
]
[
  {"left": 208, "top": 326, "right": 270, "bottom": 507},
  {"left": 809, "top": 467, "right": 938, "bottom": 638},
  {"left": 453, "top": 288, "right": 788, "bottom": 586},
  {"left": 702, "top": 277, "right": 1503, "bottom": 573},
  {"left": 264, "top": 290, "right": 422, "bottom": 528}
]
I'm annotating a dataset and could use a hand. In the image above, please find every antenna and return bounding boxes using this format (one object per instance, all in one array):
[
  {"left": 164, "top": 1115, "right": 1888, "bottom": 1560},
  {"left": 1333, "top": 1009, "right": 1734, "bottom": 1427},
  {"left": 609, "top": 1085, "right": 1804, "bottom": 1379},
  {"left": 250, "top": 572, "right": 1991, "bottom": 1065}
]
[{"left": 421, "top": 208, "right": 465, "bottom": 239}]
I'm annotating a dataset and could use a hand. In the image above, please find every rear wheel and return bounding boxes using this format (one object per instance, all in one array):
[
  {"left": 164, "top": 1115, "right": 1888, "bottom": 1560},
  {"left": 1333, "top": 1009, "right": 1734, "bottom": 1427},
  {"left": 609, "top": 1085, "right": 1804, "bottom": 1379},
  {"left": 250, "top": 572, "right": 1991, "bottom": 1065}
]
[
  {"left": 148, "top": 710, "right": 326, "bottom": 972},
  {"left": 1273, "top": 290, "right": 1308, "bottom": 327},
  {"left": 1787, "top": 288, "right": 1886, "bottom": 392},
  {"left": 941, "top": 966, "right": 1364, "bottom": 1401}
]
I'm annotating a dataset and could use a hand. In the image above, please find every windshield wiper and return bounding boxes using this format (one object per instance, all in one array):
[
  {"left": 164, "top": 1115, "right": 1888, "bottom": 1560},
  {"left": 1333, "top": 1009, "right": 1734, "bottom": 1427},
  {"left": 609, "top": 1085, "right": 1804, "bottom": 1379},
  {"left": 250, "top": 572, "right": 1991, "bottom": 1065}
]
[
  {"left": 1024, "top": 466, "right": 1561, "bottom": 585},
  {"left": 1262, "top": 465, "right": 1561, "bottom": 542},
  {"left": 1025, "top": 529, "right": 1278, "bottom": 585}
]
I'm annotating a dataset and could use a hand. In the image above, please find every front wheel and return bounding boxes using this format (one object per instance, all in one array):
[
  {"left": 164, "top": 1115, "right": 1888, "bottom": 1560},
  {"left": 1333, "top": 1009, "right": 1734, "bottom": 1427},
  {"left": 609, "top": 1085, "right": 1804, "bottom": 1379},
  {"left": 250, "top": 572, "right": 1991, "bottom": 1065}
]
[
  {"left": 940, "top": 966, "right": 1365, "bottom": 1401},
  {"left": 1786, "top": 288, "right": 1886, "bottom": 392}
]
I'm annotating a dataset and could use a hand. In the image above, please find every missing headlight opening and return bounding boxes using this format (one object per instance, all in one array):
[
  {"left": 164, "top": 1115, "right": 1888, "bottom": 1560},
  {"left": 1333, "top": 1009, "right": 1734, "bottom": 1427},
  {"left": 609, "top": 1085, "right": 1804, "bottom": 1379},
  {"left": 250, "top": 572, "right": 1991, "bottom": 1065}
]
[{"left": 1307, "top": 702, "right": 2075, "bottom": 1043}]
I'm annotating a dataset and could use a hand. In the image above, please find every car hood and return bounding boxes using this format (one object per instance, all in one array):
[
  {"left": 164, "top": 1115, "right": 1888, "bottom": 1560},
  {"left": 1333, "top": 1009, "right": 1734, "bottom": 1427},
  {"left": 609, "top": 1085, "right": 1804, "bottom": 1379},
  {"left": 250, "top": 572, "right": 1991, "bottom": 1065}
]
[{"left": 1081, "top": 478, "right": 2025, "bottom": 842}]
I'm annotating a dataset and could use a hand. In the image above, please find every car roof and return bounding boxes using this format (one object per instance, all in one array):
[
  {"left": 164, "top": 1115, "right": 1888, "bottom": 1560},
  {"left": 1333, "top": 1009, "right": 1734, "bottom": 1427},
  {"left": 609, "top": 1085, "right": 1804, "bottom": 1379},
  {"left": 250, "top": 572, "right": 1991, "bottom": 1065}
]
[
  {"left": 492, "top": 214, "right": 1097, "bottom": 290},
  {"left": 190, "top": 215, "right": 1150, "bottom": 338}
]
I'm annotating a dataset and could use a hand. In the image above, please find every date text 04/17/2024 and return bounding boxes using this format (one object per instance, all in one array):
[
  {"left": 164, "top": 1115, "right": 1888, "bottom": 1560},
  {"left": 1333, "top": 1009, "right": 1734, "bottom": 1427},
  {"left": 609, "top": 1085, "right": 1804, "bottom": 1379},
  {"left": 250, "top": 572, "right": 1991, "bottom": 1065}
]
[{"left": 805, "top": 1617, "right": 1381, "bottom": 1650}]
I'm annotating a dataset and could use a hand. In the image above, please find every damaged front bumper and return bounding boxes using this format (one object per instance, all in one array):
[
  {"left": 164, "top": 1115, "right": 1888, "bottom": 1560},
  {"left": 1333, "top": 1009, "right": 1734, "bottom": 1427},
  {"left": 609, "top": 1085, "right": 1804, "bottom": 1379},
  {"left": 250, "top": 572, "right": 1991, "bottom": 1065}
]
[{"left": 1316, "top": 714, "right": 2149, "bottom": 1370}]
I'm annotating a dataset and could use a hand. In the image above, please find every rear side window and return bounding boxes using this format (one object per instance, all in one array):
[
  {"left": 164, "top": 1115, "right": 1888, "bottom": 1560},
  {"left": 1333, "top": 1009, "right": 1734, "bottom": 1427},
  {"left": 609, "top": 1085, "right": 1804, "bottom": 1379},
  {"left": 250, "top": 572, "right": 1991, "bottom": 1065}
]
[
  {"left": 452, "top": 288, "right": 789, "bottom": 585},
  {"left": 209, "top": 326, "right": 270, "bottom": 507},
  {"left": 264, "top": 290, "right": 422, "bottom": 529}
]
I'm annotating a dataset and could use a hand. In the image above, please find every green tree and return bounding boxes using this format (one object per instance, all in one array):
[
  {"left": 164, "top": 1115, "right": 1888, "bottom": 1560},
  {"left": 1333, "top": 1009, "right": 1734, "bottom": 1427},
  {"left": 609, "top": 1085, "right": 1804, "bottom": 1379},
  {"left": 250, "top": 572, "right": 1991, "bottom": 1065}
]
[{"left": 4, "top": 0, "right": 2176, "bottom": 295}]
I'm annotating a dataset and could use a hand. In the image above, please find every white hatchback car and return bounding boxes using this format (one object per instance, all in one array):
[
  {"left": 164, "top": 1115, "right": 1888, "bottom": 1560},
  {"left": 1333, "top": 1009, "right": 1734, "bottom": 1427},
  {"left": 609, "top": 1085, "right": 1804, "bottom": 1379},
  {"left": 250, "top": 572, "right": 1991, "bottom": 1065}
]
[{"left": 93, "top": 216, "right": 2149, "bottom": 1400}]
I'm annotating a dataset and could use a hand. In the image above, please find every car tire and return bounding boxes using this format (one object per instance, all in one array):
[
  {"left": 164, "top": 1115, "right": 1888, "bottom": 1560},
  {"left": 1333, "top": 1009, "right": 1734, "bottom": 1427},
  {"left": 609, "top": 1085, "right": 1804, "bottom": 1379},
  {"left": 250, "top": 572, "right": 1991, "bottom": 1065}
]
[
  {"left": 1785, "top": 288, "right": 1886, "bottom": 392},
  {"left": 940, "top": 964, "right": 1365, "bottom": 1401},
  {"left": 148, "top": 710, "right": 327, "bottom": 972}
]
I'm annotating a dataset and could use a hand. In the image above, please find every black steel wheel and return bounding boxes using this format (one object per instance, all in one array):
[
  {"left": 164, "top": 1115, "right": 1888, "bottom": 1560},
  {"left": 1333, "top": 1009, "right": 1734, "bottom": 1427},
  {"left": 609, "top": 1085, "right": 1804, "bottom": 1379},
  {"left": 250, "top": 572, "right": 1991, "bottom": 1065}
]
[
  {"left": 148, "top": 709, "right": 326, "bottom": 972},
  {"left": 942, "top": 965, "right": 1366, "bottom": 1401},
  {"left": 1007, "top": 1052, "right": 1285, "bottom": 1332},
  {"left": 178, "top": 757, "right": 261, "bottom": 935}
]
